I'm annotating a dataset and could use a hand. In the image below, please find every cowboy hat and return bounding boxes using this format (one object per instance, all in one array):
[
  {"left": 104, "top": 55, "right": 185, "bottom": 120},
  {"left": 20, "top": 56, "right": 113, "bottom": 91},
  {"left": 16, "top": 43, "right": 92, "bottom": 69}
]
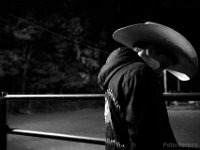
[{"left": 112, "top": 21, "right": 198, "bottom": 81}]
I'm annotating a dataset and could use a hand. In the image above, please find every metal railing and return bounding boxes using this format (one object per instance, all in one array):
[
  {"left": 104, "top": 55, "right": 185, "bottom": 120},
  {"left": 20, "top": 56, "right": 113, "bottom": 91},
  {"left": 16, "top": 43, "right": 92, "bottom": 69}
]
[{"left": 1, "top": 92, "right": 200, "bottom": 150}]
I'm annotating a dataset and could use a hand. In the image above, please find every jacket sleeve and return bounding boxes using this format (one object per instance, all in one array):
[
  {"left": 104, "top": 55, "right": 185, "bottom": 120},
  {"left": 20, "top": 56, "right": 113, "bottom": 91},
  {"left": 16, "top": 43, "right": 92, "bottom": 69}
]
[{"left": 123, "top": 65, "right": 163, "bottom": 149}]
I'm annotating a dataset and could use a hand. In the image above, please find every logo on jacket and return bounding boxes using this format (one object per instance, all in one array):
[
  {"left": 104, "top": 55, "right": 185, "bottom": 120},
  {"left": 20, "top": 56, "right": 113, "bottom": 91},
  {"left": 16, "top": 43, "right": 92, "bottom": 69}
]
[{"left": 104, "top": 97, "right": 113, "bottom": 128}]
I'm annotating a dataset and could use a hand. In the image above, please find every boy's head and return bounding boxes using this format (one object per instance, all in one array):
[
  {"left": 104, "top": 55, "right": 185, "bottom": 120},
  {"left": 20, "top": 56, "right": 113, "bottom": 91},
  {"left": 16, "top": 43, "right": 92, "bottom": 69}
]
[
  {"left": 133, "top": 41, "right": 177, "bottom": 73},
  {"left": 112, "top": 22, "right": 198, "bottom": 81}
]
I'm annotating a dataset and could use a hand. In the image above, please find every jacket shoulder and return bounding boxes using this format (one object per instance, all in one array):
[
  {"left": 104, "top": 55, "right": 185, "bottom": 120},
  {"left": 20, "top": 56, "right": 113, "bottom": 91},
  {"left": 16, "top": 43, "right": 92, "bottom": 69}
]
[
  {"left": 122, "top": 62, "right": 153, "bottom": 91},
  {"left": 123, "top": 62, "right": 148, "bottom": 78}
]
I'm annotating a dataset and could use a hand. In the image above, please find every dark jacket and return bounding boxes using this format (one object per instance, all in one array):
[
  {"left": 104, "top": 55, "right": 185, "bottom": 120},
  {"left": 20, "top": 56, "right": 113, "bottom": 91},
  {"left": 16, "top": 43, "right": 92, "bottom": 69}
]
[{"left": 98, "top": 47, "right": 177, "bottom": 150}]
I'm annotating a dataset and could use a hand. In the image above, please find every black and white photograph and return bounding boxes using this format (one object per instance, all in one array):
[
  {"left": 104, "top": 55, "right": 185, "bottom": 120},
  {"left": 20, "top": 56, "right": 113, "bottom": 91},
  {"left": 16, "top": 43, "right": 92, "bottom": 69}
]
[{"left": 0, "top": 0, "right": 200, "bottom": 150}]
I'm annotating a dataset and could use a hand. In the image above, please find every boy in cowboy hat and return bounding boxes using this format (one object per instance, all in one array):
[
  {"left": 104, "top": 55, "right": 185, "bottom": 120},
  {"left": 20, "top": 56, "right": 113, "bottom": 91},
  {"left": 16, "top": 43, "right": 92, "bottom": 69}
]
[{"left": 98, "top": 22, "right": 198, "bottom": 150}]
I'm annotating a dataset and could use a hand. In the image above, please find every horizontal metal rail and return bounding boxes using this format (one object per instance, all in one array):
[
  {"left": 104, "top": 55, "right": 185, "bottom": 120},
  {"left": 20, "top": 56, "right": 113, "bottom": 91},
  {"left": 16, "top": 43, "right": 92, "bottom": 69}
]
[
  {"left": 3, "top": 92, "right": 200, "bottom": 101},
  {"left": 163, "top": 92, "right": 200, "bottom": 101},
  {"left": 2, "top": 92, "right": 200, "bottom": 150},
  {"left": 4, "top": 94, "right": 104, "bottom": 100},
  {"left": 7, "top": 128, "right": 105, "bottom": 145}
]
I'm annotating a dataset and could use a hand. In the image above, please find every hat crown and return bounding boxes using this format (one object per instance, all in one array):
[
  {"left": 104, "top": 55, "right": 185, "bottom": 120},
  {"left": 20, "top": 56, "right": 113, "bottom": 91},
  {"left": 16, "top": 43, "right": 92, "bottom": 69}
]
[{"left": 113, "top": 22, "right": 198, "bottom": 81}]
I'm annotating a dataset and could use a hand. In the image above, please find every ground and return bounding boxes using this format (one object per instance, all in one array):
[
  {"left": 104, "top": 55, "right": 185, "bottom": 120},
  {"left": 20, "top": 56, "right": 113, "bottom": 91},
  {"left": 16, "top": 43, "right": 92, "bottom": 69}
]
[{"left": 6, "top": 108, "right": 200, "bottom": 150}]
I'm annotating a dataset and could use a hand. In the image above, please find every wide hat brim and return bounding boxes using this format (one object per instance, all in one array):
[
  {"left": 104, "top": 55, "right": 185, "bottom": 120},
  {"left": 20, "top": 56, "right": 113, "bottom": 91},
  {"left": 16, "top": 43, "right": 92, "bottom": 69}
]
[{"left": 112, "top": 22, "right": 198, "bottom": 81}]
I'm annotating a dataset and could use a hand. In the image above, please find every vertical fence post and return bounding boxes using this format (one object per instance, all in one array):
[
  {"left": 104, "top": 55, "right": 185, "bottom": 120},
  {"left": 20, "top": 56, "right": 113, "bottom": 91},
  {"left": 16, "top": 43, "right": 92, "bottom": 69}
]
[{"left": 0, "top": 92, "right": 7, "bottom": 150}]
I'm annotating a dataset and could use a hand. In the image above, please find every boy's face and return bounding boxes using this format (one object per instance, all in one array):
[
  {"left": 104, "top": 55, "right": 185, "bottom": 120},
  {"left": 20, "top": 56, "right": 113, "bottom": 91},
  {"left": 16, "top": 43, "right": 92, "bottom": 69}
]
[
  {"left": 133, "top": 45, "right": 173, "bottom": 72},
  {"left": 137, "top": 48, "right": 161, "bottom": 70}
]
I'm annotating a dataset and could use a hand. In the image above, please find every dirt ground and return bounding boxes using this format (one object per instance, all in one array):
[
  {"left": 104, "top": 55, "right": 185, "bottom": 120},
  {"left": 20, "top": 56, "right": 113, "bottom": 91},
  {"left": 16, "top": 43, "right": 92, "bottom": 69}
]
[{"left": 6, "top": 108, "right": 200, "bottom": 150}]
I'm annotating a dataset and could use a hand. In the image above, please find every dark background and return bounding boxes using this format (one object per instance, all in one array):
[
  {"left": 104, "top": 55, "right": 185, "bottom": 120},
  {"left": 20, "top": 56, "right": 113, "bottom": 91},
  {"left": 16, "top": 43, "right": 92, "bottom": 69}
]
[
  {"left": 2, "top": 2, "right": 200, "bottom": 149},
  {"left": 0, "top": 0, "right": 200, "bottom": 94}
]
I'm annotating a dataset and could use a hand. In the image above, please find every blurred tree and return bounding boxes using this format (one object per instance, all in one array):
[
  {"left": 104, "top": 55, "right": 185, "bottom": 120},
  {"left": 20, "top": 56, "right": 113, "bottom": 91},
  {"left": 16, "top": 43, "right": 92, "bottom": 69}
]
[
  {"left": 0, "top": 0, "right": 199, "bottom": 96},
  {"left": 0, "top": 3, "right": 105, "bottom": 94},
  {"left": 0, "top": 0, "right": 199, "bottom": 113}
]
